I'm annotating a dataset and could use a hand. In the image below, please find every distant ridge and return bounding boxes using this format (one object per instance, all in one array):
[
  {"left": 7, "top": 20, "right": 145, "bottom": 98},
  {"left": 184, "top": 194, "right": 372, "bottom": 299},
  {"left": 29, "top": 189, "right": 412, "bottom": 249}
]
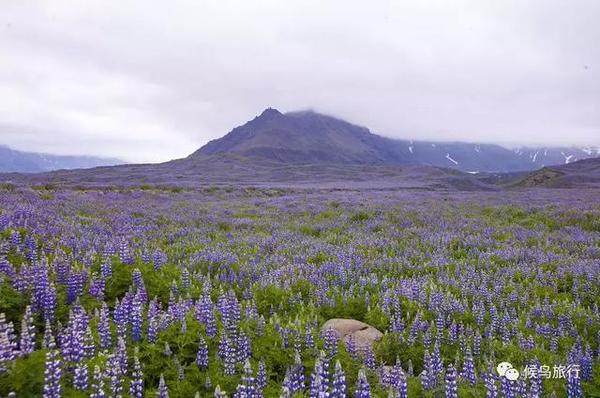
[
  {"left": 190, "top": 108, "right": 600, "bottom": 173},
  {"left": 0, "top": 145, "right": 123, "bottom": 173},
  {"left": 514, "top": 157, "right": 600, "bottom": 188},
  {"left": 1, "top": 108, "right": 599, "bottom": 190}
]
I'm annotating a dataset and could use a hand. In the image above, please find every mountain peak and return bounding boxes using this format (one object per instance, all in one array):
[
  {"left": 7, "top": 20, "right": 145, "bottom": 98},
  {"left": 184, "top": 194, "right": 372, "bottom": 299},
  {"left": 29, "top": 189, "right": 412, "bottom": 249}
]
[{"left": 257, "top": 107, "right": 282, "bottom": 119}]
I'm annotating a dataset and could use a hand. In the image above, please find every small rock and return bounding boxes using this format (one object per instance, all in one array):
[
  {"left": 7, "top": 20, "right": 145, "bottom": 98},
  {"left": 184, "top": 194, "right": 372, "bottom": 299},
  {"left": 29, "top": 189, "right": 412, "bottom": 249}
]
[{"left": 322, "top": 318, "right": 383, "bottom": 350}]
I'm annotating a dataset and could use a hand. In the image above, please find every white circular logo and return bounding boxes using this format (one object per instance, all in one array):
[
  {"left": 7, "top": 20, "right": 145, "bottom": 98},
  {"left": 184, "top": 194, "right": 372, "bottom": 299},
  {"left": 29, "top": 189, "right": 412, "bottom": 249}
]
[
  {"left": 505, "top": 368, "right": 520, "bottom": 381},
  {"left": 496, "top": 362, "right": 520, "bottom": 380},
  {"left": 497, "top": 362, "right": 513, "bottom": 377}
]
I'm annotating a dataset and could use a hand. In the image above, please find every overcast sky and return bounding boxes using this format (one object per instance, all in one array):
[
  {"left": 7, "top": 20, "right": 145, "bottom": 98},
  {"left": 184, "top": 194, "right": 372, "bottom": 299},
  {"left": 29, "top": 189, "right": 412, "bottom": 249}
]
[{"left": 1, "top": 0, "right": 599, "bottom": 162}]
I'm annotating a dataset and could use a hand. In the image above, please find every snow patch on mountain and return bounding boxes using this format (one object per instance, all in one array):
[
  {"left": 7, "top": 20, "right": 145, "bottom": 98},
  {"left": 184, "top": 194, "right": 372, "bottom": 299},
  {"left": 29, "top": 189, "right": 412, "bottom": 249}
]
[
  {"left": 445, "top": 154, "right": 459, "bottom": 165},
  {"left": 561, "top": 152, "right": 574, "bottom": 164}
]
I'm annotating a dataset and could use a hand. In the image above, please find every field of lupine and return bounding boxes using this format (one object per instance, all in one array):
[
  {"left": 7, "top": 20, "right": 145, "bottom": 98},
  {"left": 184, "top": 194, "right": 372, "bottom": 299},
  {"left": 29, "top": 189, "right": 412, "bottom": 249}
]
[{"left": 0, "top": 185, "right": 599, "bottom": 397}]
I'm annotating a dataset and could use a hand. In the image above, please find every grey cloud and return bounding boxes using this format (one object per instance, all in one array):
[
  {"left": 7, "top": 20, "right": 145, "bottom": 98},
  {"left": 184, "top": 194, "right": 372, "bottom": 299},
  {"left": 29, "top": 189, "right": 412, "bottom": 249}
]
[{"left": 1, "top": 0, "right": 599, "bottom": 162}]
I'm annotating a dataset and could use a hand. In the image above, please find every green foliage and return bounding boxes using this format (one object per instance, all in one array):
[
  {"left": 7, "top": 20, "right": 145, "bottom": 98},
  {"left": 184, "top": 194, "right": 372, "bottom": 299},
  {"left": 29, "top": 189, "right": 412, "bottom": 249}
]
[
  {"left": 0, "top": 284, "right": 25, "bottom": 326},
  {"left": 0, "top": 351, "right": 46, "bottom": 396},
  {"left": 350, "top": 211, "right": 371, "bottom": 222},
  {"left": 299, "top": 224, "right": 321, "bottom": 237}
]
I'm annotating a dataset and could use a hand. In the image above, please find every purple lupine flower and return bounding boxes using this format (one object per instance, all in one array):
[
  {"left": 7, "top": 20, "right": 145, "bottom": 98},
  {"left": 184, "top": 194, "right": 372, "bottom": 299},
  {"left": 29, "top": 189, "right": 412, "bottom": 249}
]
[
  {"left": 0, "top": 214, "right": 8, "bottom": 231},
  {"left": 43, "top": 283, "right": 57, "bottom": 322},
  {"left": 389, "top": 363, "right": 408, "bottom": 398},
  {"left": 132, "top": 268, "right": 143, "bottom": 288},
  {"left": 130, "top": 293, "right": 143, "bottom": 342},
  {"left": 84, "top": 326, "right": 95, "bottom": 358},
  {"left": 100, "top": 259, "right": 112, "bottom": 279},
  {"left": 43, "top": 320, "right": 53, "bottom": 349},
  {"left": 113, "top": 298, "right": 129, "bottom": 339},
  {"left": 24, "top": 236, "right": 37, "bottom": 263},
  {"left": 141, "top": 250, "right": 151, "bottom": 264},
  {"left": 288, "top": 350, "right": 305, "bottom": 394},
  {"left": 0, "top": 324, "right": 16, "bottom": 373},
  {"left": 147, "top": 316, "right": 158, "bottom": 344},
  {"left": 550, "top": 335, "right": 558, "bottom": 352},
  {"left": 237, "top": 331, "right": 252, "bottom": 363},
  {"left": 0, "top": 316, "right": 17, "bottom": 355},
  {"left": 423, "top": 326, "right": 433, "bottom": 348},
  {"left": 196, "top": 336, "right": 209, "bottom": 369},
  {"left": 157, "top": 373, "right": 169, "bottom": 398},
  {"left": 196, "top": 294, "right": 217, "bottom": 338},
  {"left": 89, "top": 275, "right": 105, "bottom": 301},
  {"left": 218, "top": 333, "right": 236, "bottom": 375},
  {"left": 182, "top": 268, "right": 190, "bottom": 289},
  {"left": 345, "top": 334, "right": 358, "bottom": 360},
  {"left": 153, "top": 249, "right": 167, "bottom": 270},
  {"left": 330, "top": 360, "right": 347, "bottom": 398},
  {"left": 10, "top": 231, "right": 21, "bottom": 247},
  {"left": 19, "top": 305, "right": 35, "bottom": 356},
  {"left": 147, "top": 298, "right": 160, "bottom": 320},
  {"left": 61, "top": 305, "right": 87, "bottom": 365},
  {"left": 282, "top": 368, "right": 293, "bottom": 397},
  {"left": 421, "top": 350, "right": 435, "bottom": 390},
  {"left": 218, "top": 332, "right": 228, "bottom": 359},
  {"left": 98, "top": 302, "right": 112, "bottom": 349},
  {"left": 445, "top": 364, "right": 458, "bottom": 398},
  {"left": 364, "top": 346, "right": 376, "bottom": 370},
  {"left": 90, "top": 365, "right": 106, "bottom": 398},
  {"left": 0, "top": 257, "right": 16, "bottom": 283},
  {"left": 73, "top": 363, "right": 88, "bottom": 390},
  {"left": 233, "top": 359, "right": 256, "bottom": 398},
  {"left": 484, "top": 372, "right": 498, "bottom": 398},
  {"left": 129, "top": 354, "right": 144, "bottom": 398},
  {"left": 500, "top": 373, "right": 514, "bottom": 398},
  {"left": 473, "top": 332, "right": 481, "bottom": 356},
  {"left": 432, "top": 340, "right": 443, "bottom": 377},
  {"left": 115, "top": 337, "right": 128, "bottom": 375},
  {"left": 323, "top": 327, "right": 339, "bottom": 358},
  {"left": 580, "top": 346, "right": 593, "bottom": 381},
  {"left": 256, "top": 360, "right": 267, "bottom": 394},
  {"left": 66, "top": 271, "right": 86, "bottom": 304},
  {"left": 567, "top": 373, "right": 582, "bottom": 398},
  {"left": 354, "top": 368, "right": 371, "bottom": 398},
  {"left": 304, "top": 325, "right": 314, "bottom": 350},
  {"left": 461, "top": 346, "right": 476, "bottom": 385},
  {"left": 42, "top": 334, "right": 62, "bottom": 398},
  {"left": 527, "top": 358, "right": 543, "bottom": 398},
  {"left": 106, "top": 353, "right": 124, "bottom": 398},
  {"left": 14, "top": 264, "right": 31, "bottom": 294},
  {"left": 118, "top": 240, "right": 133, "bottom": 265},
  {"left": 390, "top": 315, "right": 404, "bottom": 334},
  {"left": 309, "top": 351, "right": 329, "bottom": 397}
]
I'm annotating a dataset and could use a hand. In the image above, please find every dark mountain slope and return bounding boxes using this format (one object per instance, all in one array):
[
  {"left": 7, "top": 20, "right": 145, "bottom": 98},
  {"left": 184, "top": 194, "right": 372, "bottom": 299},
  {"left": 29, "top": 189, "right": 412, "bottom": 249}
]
[
  {"left": 513, "top": 158, "right": 600, "bottom": 188},
  {"left": 192, "top": 108, "right": 408, "bottom": 164},
  {"left": 191, "top": 108, "right": 599, "bottom": 172}
]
